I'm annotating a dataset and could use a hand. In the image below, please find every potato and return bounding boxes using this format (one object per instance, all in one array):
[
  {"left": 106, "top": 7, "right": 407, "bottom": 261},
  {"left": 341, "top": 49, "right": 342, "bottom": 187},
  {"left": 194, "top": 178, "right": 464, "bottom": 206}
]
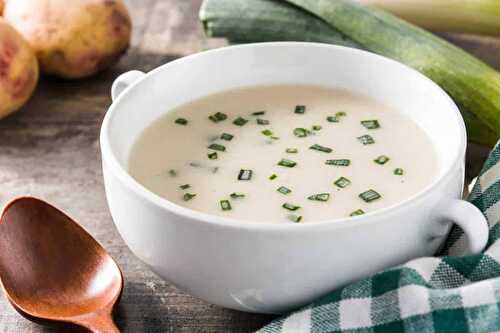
[
  {"left": 4, "top": 0, "right": 132, "bottom": 79},
  {"left": 0, "top": 18, "right": 39, "bottom": 119},
  {"left": 0, "top": 0, "right": 4, "bottom": 15}
]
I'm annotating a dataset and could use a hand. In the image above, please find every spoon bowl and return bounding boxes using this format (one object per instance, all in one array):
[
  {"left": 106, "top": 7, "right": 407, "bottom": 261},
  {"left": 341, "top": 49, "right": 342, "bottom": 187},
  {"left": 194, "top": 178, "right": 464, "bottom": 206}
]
[{"left": 0, "top": 197, "right": 123, "bottom": 332}]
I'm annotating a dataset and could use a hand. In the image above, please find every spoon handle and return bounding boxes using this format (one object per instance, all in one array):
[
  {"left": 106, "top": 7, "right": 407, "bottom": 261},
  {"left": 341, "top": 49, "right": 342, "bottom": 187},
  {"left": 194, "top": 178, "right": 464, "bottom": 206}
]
[{"left": 75, "top": 313, "right": 120, "bottom": 333}]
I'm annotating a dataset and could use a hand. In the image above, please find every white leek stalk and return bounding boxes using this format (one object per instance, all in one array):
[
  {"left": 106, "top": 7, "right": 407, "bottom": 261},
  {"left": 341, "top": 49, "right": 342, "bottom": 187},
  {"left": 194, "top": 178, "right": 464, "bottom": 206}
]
[{"left": 360, "top": 0, "right": 500, "bottom": 37}]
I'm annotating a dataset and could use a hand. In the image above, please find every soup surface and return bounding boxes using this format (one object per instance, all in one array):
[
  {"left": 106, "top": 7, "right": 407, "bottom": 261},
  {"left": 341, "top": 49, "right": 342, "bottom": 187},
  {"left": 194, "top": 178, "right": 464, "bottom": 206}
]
[{"left": 129, "top": 85, "right": 437, "bottom": 223}]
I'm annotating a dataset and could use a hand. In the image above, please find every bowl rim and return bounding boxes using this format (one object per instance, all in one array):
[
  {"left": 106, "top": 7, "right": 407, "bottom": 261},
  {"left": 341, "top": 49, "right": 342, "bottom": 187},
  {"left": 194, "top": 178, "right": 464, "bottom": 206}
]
[{"left": 100, "top": 42, "right": 466, "bottom": 232}]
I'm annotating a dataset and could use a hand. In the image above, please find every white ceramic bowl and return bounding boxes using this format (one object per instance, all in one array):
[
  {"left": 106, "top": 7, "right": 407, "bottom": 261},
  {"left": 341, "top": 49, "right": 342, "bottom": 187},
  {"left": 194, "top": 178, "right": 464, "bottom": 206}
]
[{"left": 100, "top": 43, "right": 488, "bottom": 314}]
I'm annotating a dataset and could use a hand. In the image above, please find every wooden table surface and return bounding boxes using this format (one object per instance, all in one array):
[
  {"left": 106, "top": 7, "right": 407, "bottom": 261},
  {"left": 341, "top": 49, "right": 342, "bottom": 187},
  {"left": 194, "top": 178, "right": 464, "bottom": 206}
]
[{"left": 0, "top": 1, "right": 498, "bottom": 332}]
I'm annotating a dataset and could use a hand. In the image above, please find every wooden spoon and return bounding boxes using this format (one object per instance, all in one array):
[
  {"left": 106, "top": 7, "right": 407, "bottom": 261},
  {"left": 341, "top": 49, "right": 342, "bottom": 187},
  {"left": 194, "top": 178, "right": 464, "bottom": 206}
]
[{"left": 0, "top": 197, "right": 123, "bottom": 332}]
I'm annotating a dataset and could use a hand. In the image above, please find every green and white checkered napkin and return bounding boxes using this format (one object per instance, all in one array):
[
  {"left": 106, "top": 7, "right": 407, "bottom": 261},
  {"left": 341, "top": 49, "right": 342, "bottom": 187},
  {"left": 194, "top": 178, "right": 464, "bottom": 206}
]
[{"left": 259, "top": 142, "right": 500, "bottom": 333}]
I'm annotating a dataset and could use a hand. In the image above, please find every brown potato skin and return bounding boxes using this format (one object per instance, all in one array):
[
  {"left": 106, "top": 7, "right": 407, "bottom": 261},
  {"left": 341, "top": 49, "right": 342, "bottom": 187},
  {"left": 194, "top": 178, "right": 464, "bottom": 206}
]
[
  {"left": 0, "top": 18, "right": 39, "bottom": 119},
  {"left": 0, "top": 0, "right": 4, "bottom": 16},
  {"left": 4, "top": 0, "right": 132, "bottom": 79}
]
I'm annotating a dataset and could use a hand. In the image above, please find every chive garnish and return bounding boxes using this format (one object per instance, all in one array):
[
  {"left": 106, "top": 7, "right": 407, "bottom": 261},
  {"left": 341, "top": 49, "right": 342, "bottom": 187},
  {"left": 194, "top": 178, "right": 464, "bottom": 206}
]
[
  {"left": 278, "top": 158, "right": 297, "bottom": 168},
  {"left": 357, "top": 135, "right": 375, "bottom": 145},
  {"left": 286, "top": 148, "right": 298, "bottom": 154},
  {"left": 270, "top": 136, "right": 280, "bottom": 140},
  {"left": 361, "top": 120, "right": 380, "bottom": 129},
  {"left": 277, "top": 186, "right": 292, "bottom": 195},
  {"left": 233, "top": 117, "right": 248, "bottom": 126},
  {"left": 251, "top": 111, "right": 266, "bottom": 116},
  {"left": 179, "top": 184, "right": 191, "bottom": 190},
  {"left": 269, "top": 174, "right": 277, "bottom": 180},
  {"left": 257, "top": 119, "right": 270, "bottom": 125},
  {"left": 327, "top": 116, "right": 339, "bottom": 123},
  {"left": 230, "top": 193, "right": 245, "bottom": 199},
  {"left": 175, "top": 118, "right": 188, "bottom": 125},
  {"left": 308, "top": 193, "right": 330, "bottom": 202},
  {"left": 189, "top": 162, "right": 202, "bottom": 168},
  {"left": 183, "top": 193, "right": 196, "bottom": 201},
  {"left": 261, "top": 129, "right": 273, "bottom": 136},
  {"left": 168, "top": 169, "right": 177, "bottom": 177},
  {"left": 374, "top": 155, "right": 390, "bottom": 165},
  {"left": 220, "top": 133, "right": 234, "bottom": 141},
  {"left": 310, "top": 144, "right": 333, "bottom": 153},
  {"left": 208, "top": 152, "right": 218, "bottom": 160},
  {"left": 294, "top": 105, "right": 306, "bottom": 114},
  {"left": 326, "top": 159, "right": 351, "bottom": 166},
  {"left": 288, "top": 214, "right": 303, "bottom": 223},
  {"left": 334, "top": 177, "right": 351, "bottom": 188},
  {"left": 359, "top": 189, "right": 381, "bottom": 203},
  {"left": 208, "top": 143, "right": 226, "bottom": 152},
  {"left": 336, "top": 111, "right": 347, "bottom": 117},
  {"left": 238, "top": 169, "right": 253, "bottom": 181},
  {"left": 220, "top": 200, "right": 232, "bottom": 211},
  {"left": 293, "top": 128, "right": 310, "bottom": 137},
  {"left": 394, "top": 168, "right": 404, "bottom": 175},
  {"left": 282, "top": 203, "right": 301, "bottom": 211},
  {"left": 209, "top": 112, "right": 227, "bottom": 123},
  {"left": 350, "top": 209, "right": 365, "bottom": 217},
  {"left": 312, "top": 125, "right": 322, "bottom": 131},
  {"left": 212, "top": 167, "right": 219, "bottom": 174}
]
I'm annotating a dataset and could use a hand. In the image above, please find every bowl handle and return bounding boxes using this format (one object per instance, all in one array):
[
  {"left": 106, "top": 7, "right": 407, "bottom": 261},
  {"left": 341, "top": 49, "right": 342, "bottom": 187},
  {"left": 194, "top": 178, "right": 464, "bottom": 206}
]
[
  {"left": 436, "top": 200, "right": 489, "bottom": 254},
  {"left": 111, "top": 70, "right": 146, "bottom": 101}
]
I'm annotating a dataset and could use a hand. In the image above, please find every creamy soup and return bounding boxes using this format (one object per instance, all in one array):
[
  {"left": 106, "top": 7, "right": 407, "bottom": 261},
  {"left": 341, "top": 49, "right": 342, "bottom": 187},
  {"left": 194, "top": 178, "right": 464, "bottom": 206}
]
[{"left": 129, "top": 85, "right": 437, "bottom": 223}]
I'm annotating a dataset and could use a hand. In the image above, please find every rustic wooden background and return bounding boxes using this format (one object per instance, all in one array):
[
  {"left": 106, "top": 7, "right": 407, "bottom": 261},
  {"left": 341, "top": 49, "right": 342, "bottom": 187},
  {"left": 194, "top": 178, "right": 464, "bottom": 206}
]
[{"left": 0, "top": 0, "right": 498, "bottom": 332}]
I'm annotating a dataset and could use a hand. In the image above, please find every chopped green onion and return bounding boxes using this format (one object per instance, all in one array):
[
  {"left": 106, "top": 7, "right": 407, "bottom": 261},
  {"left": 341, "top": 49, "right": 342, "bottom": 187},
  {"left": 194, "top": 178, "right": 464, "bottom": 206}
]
[
  {"left": 327, "top": 116, "right": 339, "bottom": 123},
  {"left": 308, "top": 193, "right": 330, "bottom": 202},
  {"left": 310, "top": 144, "right": 333, "bottom": 153},
  {"left": 293, "top": 128, "right": 309, "bottom": 137},
  {"left": 208, "top": 112, "right": 227, "bottom": 123},
  {"left": 208, "top": 152, "right": 218, "bottom": 160},
  {"left": 326, "top": 159, "right": 351, "bottom": 166},
  {"left": 269, "top": 174, "right": 277, "bottom": 180},
  {"left": 374, "top": 155, "right": 390, "bottom": 165},
  {"left": 278, "top": 158, "right": 297, "bottom": 168},
  {"left": 230, "top": 193, "right": 245, "bottom": 199},
  {"left": 350, "top": 209, "right": 365, "bottom": 217},
  {"left": 251, "top": 111, "right": 265, "bottom": 116},
  {"left": 175, "top": 118, "right": 188, "bottom": 125},
  {"left": 270, "top": 136, "right": 280, "bottom": 140},
  {"left": 233, "top": 117, "right": 248, "bottom": 126},
  {"left": 257, "top": 119, "right": 270, "bottom": 125},
  {"left": 358, "top": 135, "right": 375, "bottom": 145},
  {"left": 277, "top": 186, "right": 292, "bottom": 195},
  {"left": 334, "top": 177, "right": 351, "bottom": 188},
  {"left": 394, "top": 168, "right": 404, "bottom": 176},
  {"left": 179, "top": 184, "right": 191, "bottom": 190},
  {"left": 288, "top": 214, "right": 303, "bottom": 223},
  {"left": 220, "top": 133, "right": 234, "bottom": 141},
  {"left": 361, "top": 120, "right": 381, "bottom": 130},
  {"left": 261, "top": 129, "right": 273, "bottom": 136},
  {"left": 208, "top": 143, "right": 226, "bottom": 152},
  {"left": 286, "top": 148, "right": 298, "bottom": 154},
  {"left": 168, "top": 169, "right": 177, "bottom": 177},
  {"left": 189, "top": 162, "right": 202, "bottom": 168},
  {"left": 336, "top": 111, "right": 347, "bottom": 117},
  {"left": 183, "top": 193, "right": 196, "bottom": 201},
  {"left": 238, "top": 169, "right": 253, "bottom": 181},
  {"left": 282, "top": 203, "right": 301, "bottom": 211},
  {"left": 220, "top": 200, "right": 232, "bottom": 211},
  {"left": 294, "top": 105, "right": 306, "bottom": 114},
  {"left": 359, "top": 189, "right": 382, "bottom": 203},
  {"left": 312, "top": 125, "right": 322, "bottom": 131}
]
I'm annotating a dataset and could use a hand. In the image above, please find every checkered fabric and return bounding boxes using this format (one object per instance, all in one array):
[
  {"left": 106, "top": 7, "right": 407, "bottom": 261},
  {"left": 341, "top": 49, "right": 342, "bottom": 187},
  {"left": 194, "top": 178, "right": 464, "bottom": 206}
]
[{"left": 259, "top": 142, "right": 500, "bottom": 333}]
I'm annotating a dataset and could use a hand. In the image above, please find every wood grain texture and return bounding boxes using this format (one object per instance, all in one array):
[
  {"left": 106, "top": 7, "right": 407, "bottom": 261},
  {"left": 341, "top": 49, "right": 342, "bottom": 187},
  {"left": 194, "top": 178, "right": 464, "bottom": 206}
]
[{"left": 0, "top": 0, "right": 497, "bottom": 331}]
